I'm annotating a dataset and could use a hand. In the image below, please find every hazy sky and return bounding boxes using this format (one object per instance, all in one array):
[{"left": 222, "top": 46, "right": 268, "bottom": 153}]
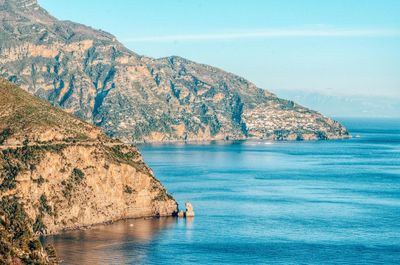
[{"left": 39, "top": 0, "right": 400, "bottom": 99}]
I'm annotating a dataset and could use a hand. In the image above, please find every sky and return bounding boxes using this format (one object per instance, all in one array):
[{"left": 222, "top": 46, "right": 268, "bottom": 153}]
[{"left": 39, "top": 0, "right": 400, "bottom": 116}]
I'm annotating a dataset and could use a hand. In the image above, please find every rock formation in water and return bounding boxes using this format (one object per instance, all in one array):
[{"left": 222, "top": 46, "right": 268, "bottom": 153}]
[
  {"left": 177, "top": 210, "right": 185, "bottom": 218},
  {"left": 185, "top": 202, "right": 195, "bottom": 217},
  {"left": 0, "top": 78, "right": 177, "bottom": 263},
  {"left": 0, "top": 0, "right": 350, "bottom": 142}
]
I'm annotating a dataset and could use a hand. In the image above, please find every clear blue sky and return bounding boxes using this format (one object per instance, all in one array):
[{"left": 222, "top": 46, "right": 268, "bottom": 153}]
[{"left": 39, "top": 0, "right": 400, "bottom": 100}]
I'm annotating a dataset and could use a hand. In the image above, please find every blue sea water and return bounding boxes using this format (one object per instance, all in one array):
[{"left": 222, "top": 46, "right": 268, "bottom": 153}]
[{"left": 45, "top": 118, "right": 400, "bottom": 264}]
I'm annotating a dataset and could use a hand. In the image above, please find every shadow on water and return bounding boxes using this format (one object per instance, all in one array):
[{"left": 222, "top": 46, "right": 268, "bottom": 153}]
[{"left": 42, "top": 217, "right": 179, "bottom": 264}]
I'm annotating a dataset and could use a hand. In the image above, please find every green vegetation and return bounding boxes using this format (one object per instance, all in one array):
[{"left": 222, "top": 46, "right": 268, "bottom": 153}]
[
  {"left": 72, "top": 168, "right": 85, "bottom": 183},
  {"left": 0, "top": 165, "right": 18, "bottom": 192},
  {"left": 273, "top": 129, "right": 291, "bottom": 141},
  {"left": 124, "top": 185, "right": 133, "bottom": 194},
  {"left": 62, "top": 168, "right": 86, "bottom": 200},
  {"left": 33, "top": 194, "right": 54, "bottom": 235},
  {"left": 0, "top": 128, "right": 12, "bottom": 145},
  {"left": 23, "top": 139, "right": 29, "bottom": 146},
  {"left": 109, "top": 146, "right": 136, "bottom": 164},
  {"left": 315, "top": 131, "right": 328, "bottom": 140},
  {"left": 61, "top": 180, "right": 73, "bottom": 199},
  {"left": 0, "top": 145, "right": 66, "bottom": 192},
  {"left": 39, "top": 195, "right": 53, "bottom": 216},
  {"left": 153, "top": 189, "right": 174, "bottom": 202},
  {"left": 0, "top": 78, "right": 99, "bottom": 144},
  {"left": 0, "top": 196, "right": 56, "bottom": 264},
  {"left": 33, "top": 175, "right": 46, "bottom": 186},
  {"left": 32, "top": 215, "right": 46, "bottom": 235},
  {"left": 106, "top": 145, "right": 150, "bottom": 174}
]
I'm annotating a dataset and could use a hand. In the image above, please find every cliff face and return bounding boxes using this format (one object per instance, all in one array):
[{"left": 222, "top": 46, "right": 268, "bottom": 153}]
[
  {"left": 0, "top": 0, "right": 350, "bottom": 142},
  {"left": 0, "top": 78, "right": 177, "bottom": 263},
  {"left": 1, "top": 143, "right": 177, "bottom": 233}
]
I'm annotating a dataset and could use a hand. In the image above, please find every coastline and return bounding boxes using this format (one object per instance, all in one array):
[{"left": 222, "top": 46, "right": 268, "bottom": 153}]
[
  {"left": 41, "top": 214, "right": 178, "bottom": 236},
  {"left": 133, "top": 134, "right": 352, "bottom": 145}
]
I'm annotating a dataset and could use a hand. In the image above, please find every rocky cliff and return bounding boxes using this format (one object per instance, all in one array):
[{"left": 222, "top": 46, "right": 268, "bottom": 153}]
[
  {"left": 0, "top": 0, "right": 350, "bottom": 142},
  {"left": 0, "top": 78, "right": 177, "bottom": 263}
]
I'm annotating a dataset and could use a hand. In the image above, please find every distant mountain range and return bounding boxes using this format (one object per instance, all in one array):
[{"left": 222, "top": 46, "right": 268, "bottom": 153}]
[
  {"left": 0, "top": 0, "right": 349, "bottom": 141},
  {"left": 276, "top": 90, "right": 400, "bottom": 118}
]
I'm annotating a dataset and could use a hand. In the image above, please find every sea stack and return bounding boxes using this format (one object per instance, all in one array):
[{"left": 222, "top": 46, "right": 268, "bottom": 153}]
[
  {"left": 0, "top": 78, "right": 178, "bottom": 235},
  {"left": 177, "top": 210, "right": 185, "bottom": 218},
  {"left": 185, "top": 202, "right": 195, "bottom": 217}
]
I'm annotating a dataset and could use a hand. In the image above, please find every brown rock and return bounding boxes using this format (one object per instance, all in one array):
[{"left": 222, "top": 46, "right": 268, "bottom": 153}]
[
  {"left": 185, "top": 202, "right": 195, "bottom": 217},
  {"left": 0, "top": 79, "right": 178, "bottom": 235},
  {"left": 0, "top": 0, "right": 350, "bottom": 143},
  {"left": 177, "top": 210, "right": 185, "bottom": 218}
]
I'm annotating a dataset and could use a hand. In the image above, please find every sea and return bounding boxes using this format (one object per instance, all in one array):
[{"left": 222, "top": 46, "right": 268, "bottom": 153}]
[{"left": 44, "top": 118, "right": 400, "bottom": 264}]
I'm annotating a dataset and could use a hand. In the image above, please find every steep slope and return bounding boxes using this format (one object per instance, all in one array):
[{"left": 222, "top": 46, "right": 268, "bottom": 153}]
[
  {"left": 0, "top": 196, "right": 58, "bottom": 264},
  {"left": 0, "top": 0, "right": 350, "bottom": 142},
  {"left": 0, "top": 78, "right": 177, "bottom": 262}
]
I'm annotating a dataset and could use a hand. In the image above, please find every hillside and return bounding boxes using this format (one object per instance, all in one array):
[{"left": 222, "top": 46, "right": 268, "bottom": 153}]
[
  {"left": 0, "top": 0, "right": 350, "bottom": 142},
  {"left": 0, "top": 77, "right": 105, "bottom": 145},
  {"left": 0, "top": 78, "right": 177, "bottom": 264}
]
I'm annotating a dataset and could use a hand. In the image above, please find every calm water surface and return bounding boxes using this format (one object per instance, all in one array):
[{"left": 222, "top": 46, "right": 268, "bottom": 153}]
[{"left": 44, "top": 118, "right": 400, "bottom": 264}]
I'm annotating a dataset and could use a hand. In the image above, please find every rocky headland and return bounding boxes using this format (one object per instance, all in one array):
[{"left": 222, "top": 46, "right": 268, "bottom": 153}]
[
  {"left": 0, "top": 78, "right": 177, "bottom": 264},
  {"left": 0, "top": 0, "right": 350, "bottom": 143}
]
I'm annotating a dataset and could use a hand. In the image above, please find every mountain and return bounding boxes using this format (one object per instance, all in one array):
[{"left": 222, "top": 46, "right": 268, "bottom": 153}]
[
  {"left": 0, "top": 0, "right": 349, "bottom": 142},
  {"left": 276, "top": 89, "right": 400, "bottom": 118},
  {"left": 0, "top": 78, "right": 177, "bottom": 263}
]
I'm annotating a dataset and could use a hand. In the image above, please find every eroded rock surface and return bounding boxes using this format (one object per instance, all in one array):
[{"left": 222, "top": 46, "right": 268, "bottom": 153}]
[
  {"left": 0, "top": 0, "right": 350, "bottom": 142},
  {"left": 185, "top": 202, "right": 195, "bottom": 217},
  {"left": 0, "top": 78, "right": 177, "bottom": 263}
]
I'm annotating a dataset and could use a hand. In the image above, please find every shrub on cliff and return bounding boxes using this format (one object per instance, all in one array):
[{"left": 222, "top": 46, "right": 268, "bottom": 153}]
[{"left": 0, "top": 196, "right": 58, "bottom": 264}]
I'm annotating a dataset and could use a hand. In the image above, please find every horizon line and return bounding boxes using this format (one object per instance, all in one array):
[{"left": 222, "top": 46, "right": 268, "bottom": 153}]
[{"left": 122, "top": 27, "right": 400, "bottom": 43}]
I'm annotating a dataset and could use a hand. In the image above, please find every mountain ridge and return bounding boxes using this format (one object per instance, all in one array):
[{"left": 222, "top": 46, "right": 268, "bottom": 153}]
[
  {"left": 276, "top": 89, "right": 400, "bottom": 118},
  {"left": 0, "top": 0, "right": 350, "bottom": 142}
]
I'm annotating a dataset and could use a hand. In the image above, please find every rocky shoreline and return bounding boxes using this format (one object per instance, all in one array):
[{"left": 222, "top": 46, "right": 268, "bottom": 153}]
[
  {"left": 0, "top": 78, "right": 177, "bottom": 263},
  {"left": 0, "top": 0, "right": 350, "bottom": 143}
]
